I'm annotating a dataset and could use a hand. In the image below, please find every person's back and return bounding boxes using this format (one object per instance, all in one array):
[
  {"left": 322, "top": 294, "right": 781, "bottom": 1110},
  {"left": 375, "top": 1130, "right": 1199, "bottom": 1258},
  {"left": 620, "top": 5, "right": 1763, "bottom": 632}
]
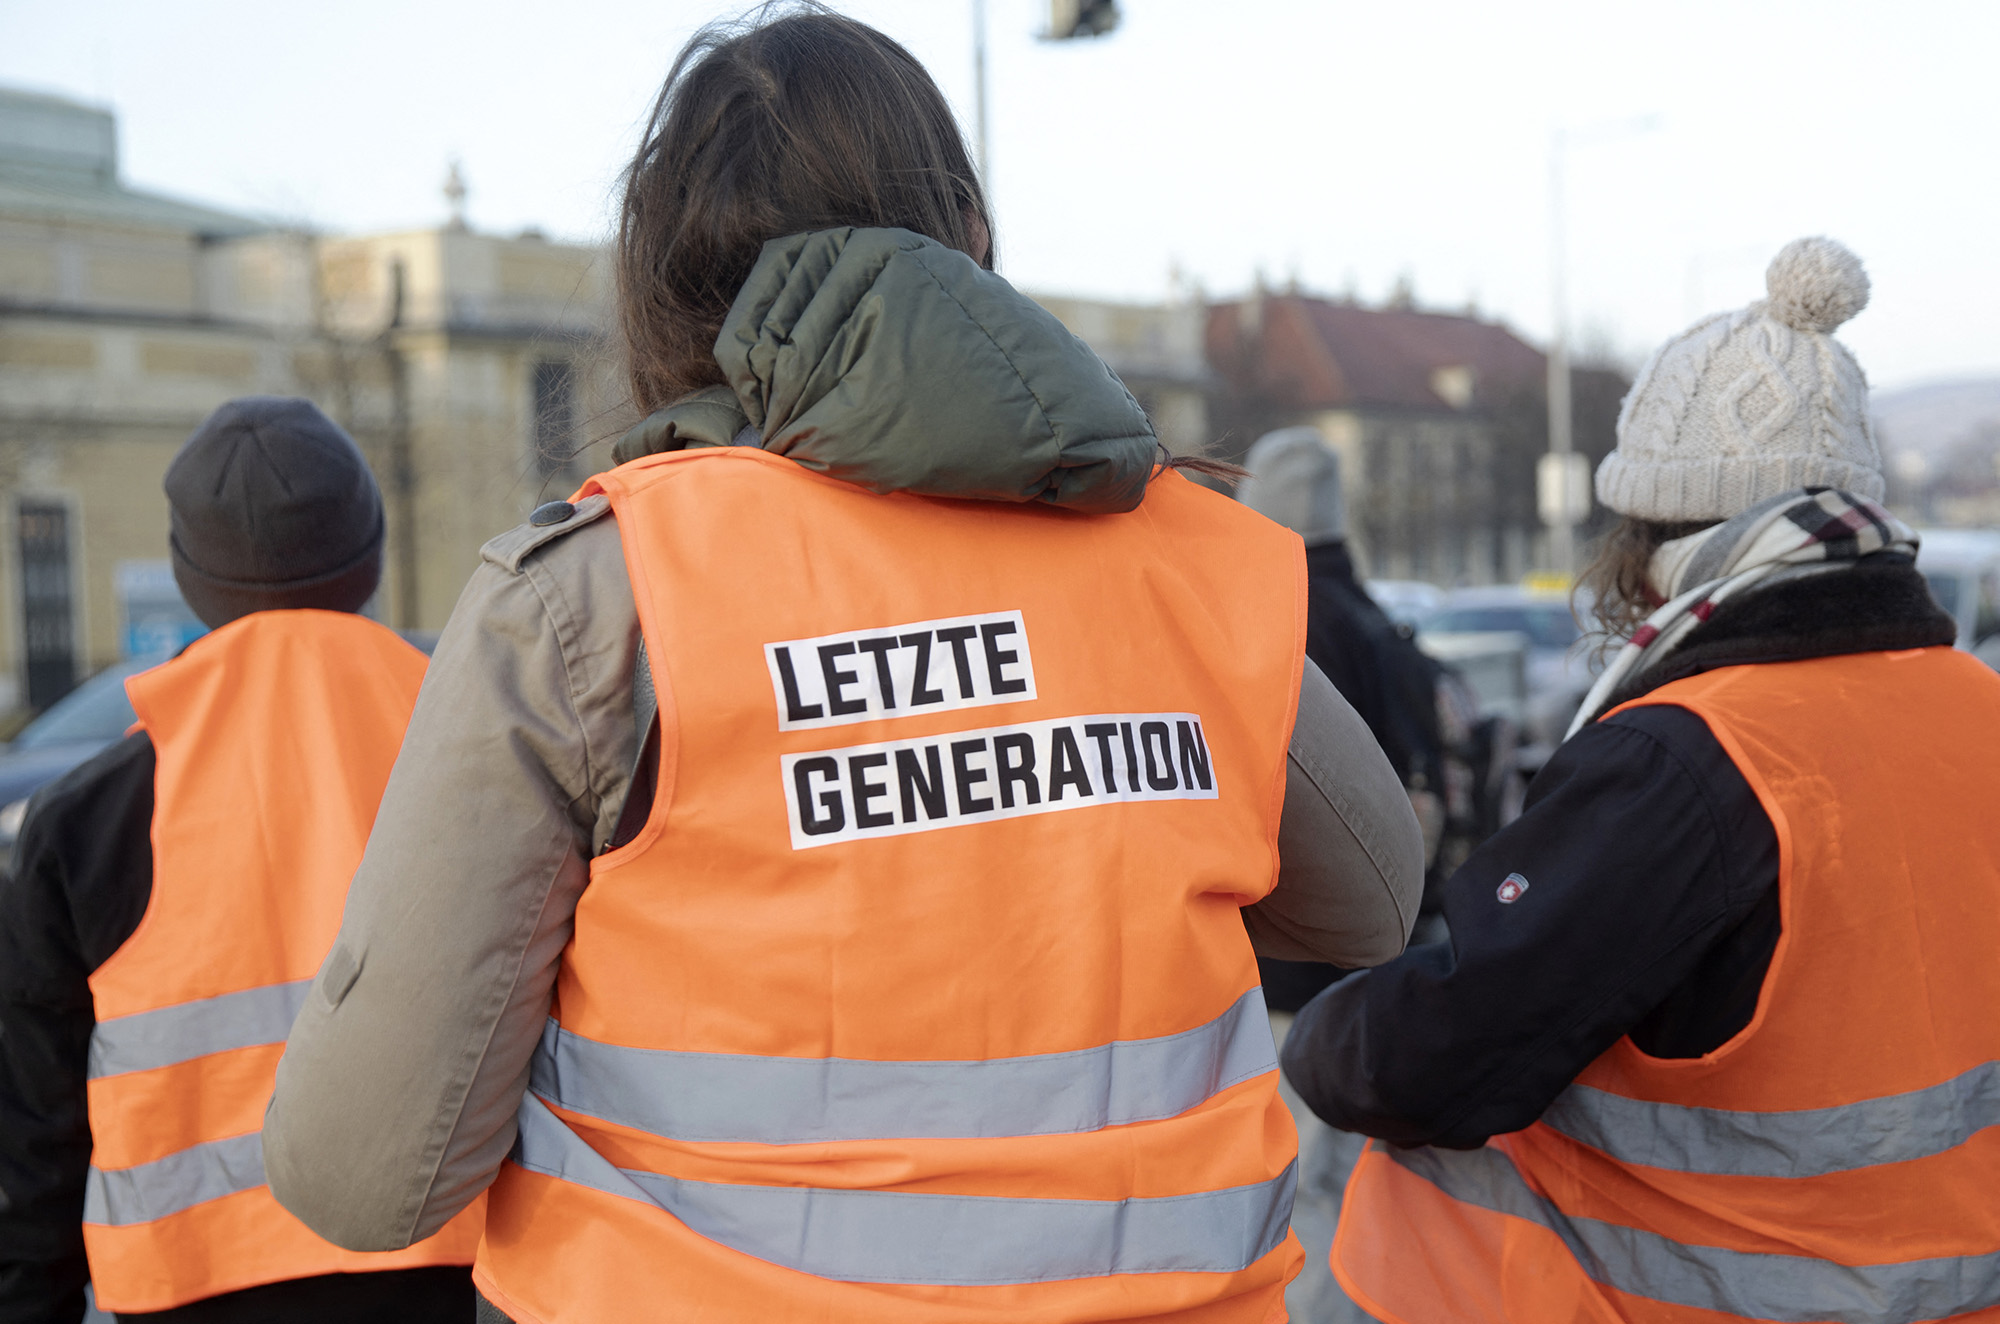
[
  {"left": 1497, "top": 647, "right": 2000, "bottom": 1310},
  {"left": 1333, "top": 631, "right": 2000, "bottom": 1324},
  {"left": 260, "top": 13, "right": 1426, "bottom": 1324},
  {"left": 482, "top": 419, "right": 1305, "bottom": 1320},
  {"left": 1283, "top": 239, "right": 2000, "bottom": 1322},
  {"left": 0, "top": 398, "right": 482, "bottom": 1322},
  {"left": 89, "top": 611, "right": 475, "bottom": 1317}
]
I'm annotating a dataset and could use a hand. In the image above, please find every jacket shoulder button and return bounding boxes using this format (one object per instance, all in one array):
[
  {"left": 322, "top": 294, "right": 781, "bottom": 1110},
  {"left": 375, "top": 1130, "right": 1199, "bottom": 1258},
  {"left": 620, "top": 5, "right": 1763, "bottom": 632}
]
[{"left": 529, "top": 500, "right": 576, "bottom": 527}]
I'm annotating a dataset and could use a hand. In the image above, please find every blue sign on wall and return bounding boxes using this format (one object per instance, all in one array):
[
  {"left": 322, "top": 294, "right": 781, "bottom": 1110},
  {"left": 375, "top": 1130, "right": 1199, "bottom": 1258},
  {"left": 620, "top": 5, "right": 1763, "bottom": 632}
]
[{"left": 115, "top": 561, "right": 206, "bottom": 662}]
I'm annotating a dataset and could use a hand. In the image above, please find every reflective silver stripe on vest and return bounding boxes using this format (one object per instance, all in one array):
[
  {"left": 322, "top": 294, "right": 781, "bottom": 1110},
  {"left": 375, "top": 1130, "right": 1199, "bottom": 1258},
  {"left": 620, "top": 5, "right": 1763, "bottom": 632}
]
[
  {"left": 1386, "top": 1143, "right": 2000, "bottom": 1324},
  {"left": 531, "top": 985, "right": 1276, "bottom": 1144},
  {"left": 82, "top": 1131, "right": 266, "bottom": 1227},
  {"left": 88, "top": 979, "right": 313, "bottom": 1080},
  {"left": 1542, "top": 1062, "right": 2000, "bottom": 1179},
  {"left": 512, "top": 1094, "right": 1294, "bottom": 1284},
  {"left": 82, "top": 982, "right": 307, "bottom": 1226}
]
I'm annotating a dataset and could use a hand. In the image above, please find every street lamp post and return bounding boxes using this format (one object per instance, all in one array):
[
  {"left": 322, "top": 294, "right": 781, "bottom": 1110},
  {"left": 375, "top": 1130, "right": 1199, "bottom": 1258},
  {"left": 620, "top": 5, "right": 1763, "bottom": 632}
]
[
  {"left": 1542, "top": 129, "right": 1580, "bottom": 578},
  {"left": 972, "top": 2, "right": 1123, "bottom": 219},
  {"left": 972, "top": 0, "right": 990, "bottom": 184},
  {"left": 1541, "top": 115, "right": 1660, "bottom": 577}
]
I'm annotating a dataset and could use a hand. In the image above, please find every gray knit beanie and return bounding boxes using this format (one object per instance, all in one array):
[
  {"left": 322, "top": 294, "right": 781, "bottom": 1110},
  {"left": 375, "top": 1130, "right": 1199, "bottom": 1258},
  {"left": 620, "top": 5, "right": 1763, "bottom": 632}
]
[
  {"left": 1596, "top": 237, "right": 1883, "bottom": 522},
  {"left": 165, "top": 397, "right": 385, "bottom": 629},
  {"left": 1238, "top": 427, "right": 1346, "bottom": 546}
]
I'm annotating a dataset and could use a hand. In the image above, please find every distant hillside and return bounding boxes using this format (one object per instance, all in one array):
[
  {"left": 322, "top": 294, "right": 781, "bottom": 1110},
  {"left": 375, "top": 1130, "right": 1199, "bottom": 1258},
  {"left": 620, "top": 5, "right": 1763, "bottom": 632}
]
[{"left": 1873, "top": 378, "right": 2000, "bottom": 456}]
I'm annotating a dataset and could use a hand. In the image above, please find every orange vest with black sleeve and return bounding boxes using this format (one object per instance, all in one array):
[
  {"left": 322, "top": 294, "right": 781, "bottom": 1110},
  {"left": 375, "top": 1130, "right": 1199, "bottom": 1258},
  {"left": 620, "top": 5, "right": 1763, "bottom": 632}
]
[
  {"left": 1333, "top": 646, "right": 2000, "bottom": 1323},
  {"left": 473, "top": 447, "right": 1308, "bottom": 1324},
  {"left": 83, "top": 609, "right": 484, "bottom": 1314}
]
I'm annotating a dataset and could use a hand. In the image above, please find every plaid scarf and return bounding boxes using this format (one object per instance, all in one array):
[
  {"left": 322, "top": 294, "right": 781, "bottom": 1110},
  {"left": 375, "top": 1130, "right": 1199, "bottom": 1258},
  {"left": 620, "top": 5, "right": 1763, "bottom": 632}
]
[{"left": 1565, "top": 488, "right": 1919, "bottom": 741}]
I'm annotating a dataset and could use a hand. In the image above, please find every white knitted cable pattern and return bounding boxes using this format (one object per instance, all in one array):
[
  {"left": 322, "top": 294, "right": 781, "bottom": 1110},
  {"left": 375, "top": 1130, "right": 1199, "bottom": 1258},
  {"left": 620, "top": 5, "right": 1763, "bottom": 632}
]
[
  {"left": 1814, "top": 334, "right": 1882, "bottom": 475},
  {"left": 1613, "top": 312, "right": 1732, "bottom": 465},
  {"left": 1596, "top": 238, "right": 1881, "bottom": 523}
]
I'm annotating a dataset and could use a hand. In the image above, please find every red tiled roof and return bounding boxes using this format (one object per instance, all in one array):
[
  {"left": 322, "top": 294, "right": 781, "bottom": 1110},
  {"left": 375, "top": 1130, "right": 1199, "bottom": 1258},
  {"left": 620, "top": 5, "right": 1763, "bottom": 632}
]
[{"left": 1206, "top": 294, "right": 1547, "bottom": 412}]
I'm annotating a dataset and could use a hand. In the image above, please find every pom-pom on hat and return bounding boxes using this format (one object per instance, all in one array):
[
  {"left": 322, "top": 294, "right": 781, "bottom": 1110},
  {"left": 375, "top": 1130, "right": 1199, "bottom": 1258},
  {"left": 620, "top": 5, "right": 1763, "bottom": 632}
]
[{"left": 1595, "top": 237, "right": 1883, "bottom": 523}]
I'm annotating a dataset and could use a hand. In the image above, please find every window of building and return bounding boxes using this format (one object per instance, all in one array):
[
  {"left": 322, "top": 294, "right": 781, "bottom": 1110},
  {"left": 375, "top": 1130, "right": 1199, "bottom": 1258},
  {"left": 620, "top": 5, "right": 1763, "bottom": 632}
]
[{"left": 17, "top": 500, "right": 75, "bottom": 709}]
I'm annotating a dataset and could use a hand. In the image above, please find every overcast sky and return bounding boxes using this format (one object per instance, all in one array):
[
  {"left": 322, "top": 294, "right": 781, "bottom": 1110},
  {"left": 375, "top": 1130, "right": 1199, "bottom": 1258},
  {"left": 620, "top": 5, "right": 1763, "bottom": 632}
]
[{"left": 3, "top": 0, "right": 1994, "bottom": 389}]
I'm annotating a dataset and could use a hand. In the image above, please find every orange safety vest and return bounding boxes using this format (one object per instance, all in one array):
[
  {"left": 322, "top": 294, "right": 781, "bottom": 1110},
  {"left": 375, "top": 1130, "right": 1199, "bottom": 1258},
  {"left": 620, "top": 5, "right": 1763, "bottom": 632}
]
[
  {"left": 1333, "top": 646, "right": 2000, "bottom": 1324},
  {"left": 474, "top": 448, "right": 1307, "bottom": 1324},
  {"left": 85, "top": 609, "right": 484, "bottom": 1313}
]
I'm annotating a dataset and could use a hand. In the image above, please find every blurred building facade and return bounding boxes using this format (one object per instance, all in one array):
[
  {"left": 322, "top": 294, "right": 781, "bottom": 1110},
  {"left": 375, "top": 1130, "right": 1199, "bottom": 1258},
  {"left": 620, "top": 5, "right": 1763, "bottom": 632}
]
[
  {"left": 309, "top": 226, "right": 622, "bottom": 633},
  {"left": 0, "top": 85, "right": 1627, "bottom": 717},
  {"left": 1206, "top": 286, "right": 1623, "bottom": 585},
  {"left": 0, "top": 87, "right": 618, "bottom": 713}
]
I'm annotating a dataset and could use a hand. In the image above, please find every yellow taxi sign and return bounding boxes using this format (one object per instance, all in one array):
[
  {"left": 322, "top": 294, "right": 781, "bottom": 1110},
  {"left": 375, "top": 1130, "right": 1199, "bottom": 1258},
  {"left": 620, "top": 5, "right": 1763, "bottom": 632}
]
[{"left": 1520, "top": 571, "right": 1573, "bottom": 593}]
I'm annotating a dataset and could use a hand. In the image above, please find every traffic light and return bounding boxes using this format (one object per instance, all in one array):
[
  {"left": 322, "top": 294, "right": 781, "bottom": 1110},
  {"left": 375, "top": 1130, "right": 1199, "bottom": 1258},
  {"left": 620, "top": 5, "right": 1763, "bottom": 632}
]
[{"left": 1047, "top": 0, "right": 1120, "bottom": 39}]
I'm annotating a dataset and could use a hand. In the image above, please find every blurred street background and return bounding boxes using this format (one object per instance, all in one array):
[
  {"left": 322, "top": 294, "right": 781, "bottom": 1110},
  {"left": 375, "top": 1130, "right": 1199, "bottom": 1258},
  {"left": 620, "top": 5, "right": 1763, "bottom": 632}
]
[
  {"left": 1, "top": 0, "right": 1994, "bottom": 687},
  {"left": 0, "top": 6, "right": 1996, "bottom": 1314}
]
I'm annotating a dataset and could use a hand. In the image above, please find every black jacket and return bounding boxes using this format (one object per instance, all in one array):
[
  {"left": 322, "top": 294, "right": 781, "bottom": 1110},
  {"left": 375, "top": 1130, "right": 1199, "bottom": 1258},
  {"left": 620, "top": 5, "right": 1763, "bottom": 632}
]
[
  {"left": 0, "top": 734, "right": 472, "bottom": 1323},
  {"left": 1280, "top": 556, "right": 1956, "bottom": 1147}
]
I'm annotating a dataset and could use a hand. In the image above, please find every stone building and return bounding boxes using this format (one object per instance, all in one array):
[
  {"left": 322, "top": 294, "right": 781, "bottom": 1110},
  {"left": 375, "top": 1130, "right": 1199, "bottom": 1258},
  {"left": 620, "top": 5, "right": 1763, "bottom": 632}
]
[
  {"left": 1033, "top": 290, "right": 1210, "bottom": 457},
  {"left": 0, "top": 83, "right": 1633, "bottom": 717},
  {"left": 0, "top": 86, "right": 618, "bottom": 714},
  {"left": 1206, "top": 288, "right": 1624, "bottom": 585},
  {"left": 308, "top": 226, "right": 622, "bottom": 632},
  {"left": 0, "top": 85, "right": 1222, "bottom": 720}
]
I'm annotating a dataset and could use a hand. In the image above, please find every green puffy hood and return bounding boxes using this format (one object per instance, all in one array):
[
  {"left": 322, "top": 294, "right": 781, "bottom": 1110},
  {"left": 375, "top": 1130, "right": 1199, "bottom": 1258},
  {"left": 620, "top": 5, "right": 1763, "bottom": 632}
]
[{"left": 614, "top": 228, "right": 1158, "bottom": 513}]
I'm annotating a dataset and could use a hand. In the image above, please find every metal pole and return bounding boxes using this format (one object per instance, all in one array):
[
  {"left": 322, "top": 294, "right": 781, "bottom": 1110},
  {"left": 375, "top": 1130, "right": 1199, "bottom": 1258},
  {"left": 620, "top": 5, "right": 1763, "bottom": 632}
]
[
  {"left": 1545, "top": 128, "right": 1575, "bottom": 577},
  {"left": 1541, "top": 115, "right": 1660, "bottom": 578},
  {"left": 381, "top": 258, "right": 419, "bottom": 630},
  {"left": 973, "top": 0, "right": 990, "bottom": 186}
]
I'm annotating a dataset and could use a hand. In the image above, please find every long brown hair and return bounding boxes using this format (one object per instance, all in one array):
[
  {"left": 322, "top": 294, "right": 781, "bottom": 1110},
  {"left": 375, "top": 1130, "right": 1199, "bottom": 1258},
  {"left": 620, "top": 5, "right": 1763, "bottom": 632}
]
[
  {"left": 1577, "top": 516, "right": 1716, "bottom": 641},
  {"left": 617, "top": 5, "right": 992, "bottom": 414}
]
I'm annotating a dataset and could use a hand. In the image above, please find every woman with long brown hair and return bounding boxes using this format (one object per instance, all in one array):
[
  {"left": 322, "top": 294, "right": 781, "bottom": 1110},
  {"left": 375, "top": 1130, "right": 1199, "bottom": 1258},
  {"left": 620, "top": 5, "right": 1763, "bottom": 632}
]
[{"left": 264, "top": 9, "right": 1423, "bottom": 1321}]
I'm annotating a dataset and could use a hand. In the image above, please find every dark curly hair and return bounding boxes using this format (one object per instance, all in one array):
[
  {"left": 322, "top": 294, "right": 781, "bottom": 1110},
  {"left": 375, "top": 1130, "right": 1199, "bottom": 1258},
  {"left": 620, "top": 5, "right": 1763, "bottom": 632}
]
[{"left": 1576, "top": 515, "right": 1718, "bottom": 642}]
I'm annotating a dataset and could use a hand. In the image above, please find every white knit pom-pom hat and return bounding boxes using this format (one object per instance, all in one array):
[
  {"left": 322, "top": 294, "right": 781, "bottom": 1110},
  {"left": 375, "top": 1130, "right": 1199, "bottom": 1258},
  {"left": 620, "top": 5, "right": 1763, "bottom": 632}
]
[{"left": 1595, "top": 237, "right": 1883, "bottom": 522}]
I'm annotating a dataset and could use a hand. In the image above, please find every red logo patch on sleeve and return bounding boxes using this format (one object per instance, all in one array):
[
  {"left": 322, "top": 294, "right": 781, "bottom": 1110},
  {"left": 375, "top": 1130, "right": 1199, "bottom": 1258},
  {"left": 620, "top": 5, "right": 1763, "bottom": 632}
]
[{"left": 1496, "top": 873, "right": 1530, "bottom": 904}]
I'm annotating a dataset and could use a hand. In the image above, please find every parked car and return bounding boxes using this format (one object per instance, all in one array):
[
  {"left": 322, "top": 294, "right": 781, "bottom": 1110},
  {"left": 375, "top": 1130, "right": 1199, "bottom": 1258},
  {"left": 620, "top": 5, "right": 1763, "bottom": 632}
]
[
  {"left": 1916, "top": 528, "right": 2000, "bottom": 665},
  {"left": 0, "top": 658, "right": 148, "bottom": 849},
  {"left": 1365, "top": 579, "right": 1445, "bottom": 628},
  {"left": 1414, "top": 629, "right": 1528, "bottom": 729},
  {"left": 1404, "top": 629, "right": 1529, "bottom": 876},
  {"left": 1417, "top": 585, "right": 1599, "bottom": 768}
]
